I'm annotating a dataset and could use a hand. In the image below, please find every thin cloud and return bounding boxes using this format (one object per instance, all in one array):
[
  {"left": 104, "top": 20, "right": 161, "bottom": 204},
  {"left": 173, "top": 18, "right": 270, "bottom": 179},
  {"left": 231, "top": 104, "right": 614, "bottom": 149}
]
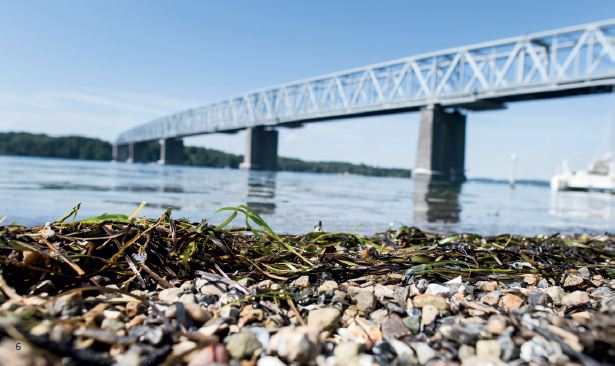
[{"left": 0, "top": 89, "right": 200, "bottom": 141}]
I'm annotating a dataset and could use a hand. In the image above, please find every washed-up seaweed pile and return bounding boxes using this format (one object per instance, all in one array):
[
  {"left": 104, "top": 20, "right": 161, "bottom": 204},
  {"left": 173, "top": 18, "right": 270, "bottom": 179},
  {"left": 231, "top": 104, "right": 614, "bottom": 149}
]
[{"left": 0, "top": 205, "right": 614, "bottom": 366}]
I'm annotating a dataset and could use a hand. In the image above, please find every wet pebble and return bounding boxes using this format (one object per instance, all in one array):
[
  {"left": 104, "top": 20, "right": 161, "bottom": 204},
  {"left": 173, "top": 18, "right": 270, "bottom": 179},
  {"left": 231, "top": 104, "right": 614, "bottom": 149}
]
[
  {"left": 499, "top": 294, "right": 523, "bottom": 312},
  {"left": 225, "top": 331, "right": 262, "bottom": 360},
  {"left": 307, "top": 307, "right": 341, "bottom": 331},
  {"left": 268, "top": 326, "right": 320, "bottom": 364},
  {"left": 561, "top": 290, "right": 589, "bottom": 306}
]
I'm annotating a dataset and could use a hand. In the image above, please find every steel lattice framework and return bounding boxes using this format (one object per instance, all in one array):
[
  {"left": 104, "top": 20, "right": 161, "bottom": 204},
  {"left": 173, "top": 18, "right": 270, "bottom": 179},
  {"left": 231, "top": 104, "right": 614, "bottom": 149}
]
[{"left": 118, "top": 19, "right": 615, "bottom": 144}]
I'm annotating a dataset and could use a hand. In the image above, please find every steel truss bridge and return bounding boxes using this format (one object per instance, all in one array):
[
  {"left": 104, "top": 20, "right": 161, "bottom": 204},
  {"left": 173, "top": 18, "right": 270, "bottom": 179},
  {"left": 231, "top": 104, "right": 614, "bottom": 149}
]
[{"left": 116, "top": 19, "right": 615, "bottom": 176}]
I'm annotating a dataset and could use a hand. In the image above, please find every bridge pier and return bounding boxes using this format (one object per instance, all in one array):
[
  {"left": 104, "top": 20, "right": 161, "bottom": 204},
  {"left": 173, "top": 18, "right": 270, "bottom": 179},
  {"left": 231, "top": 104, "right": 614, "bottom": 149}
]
[
  {"left": 240, "top": 126, "right": 278, "bottom": 171},
  {"left": 113, "top": 144, "right": 130, "bottom": 162},
  {"left": 159, "top": 138, "right": 184, "bottom": 165},
  {"left": 127, "top": 142, "right": 150, "bottom": 163},
  {"left": 414, "top": 105, "right": 466, "bottom": 181}
]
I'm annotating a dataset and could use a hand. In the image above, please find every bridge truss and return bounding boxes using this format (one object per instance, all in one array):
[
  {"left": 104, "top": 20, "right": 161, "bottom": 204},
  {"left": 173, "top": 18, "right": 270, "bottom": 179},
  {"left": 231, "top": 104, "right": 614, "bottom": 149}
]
[{"left": 118, "top": 19, "right": 615, "bottom": 144}]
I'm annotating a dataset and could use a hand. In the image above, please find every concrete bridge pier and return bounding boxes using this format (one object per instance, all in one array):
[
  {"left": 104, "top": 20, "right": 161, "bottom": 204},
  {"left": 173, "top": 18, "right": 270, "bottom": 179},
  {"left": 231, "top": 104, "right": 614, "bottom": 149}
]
[
  {"left": 414, "top": 105, "right": 466, "bottom": 182},
  {"left": 126, "top": 142, "right": 150, "bottom": 163},
  {"left": 240, "top": 126, "right": 278, "bottom": 171},
  {"left": 159, "top": 138, "right": 184, "bottom": 165},
  {"left": 113, "top": 144, "right": 130, "bottom": 162}
]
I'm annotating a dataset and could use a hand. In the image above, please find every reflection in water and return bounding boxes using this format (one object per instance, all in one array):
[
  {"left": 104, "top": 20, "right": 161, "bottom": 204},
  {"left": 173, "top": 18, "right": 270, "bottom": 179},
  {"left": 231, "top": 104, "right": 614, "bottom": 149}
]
[
  {"left": 2, "top": 156, "right": 614, "bottom": 234},
  {"left": 412, "top": 176, "right": 462, "bottom": 224},
  {"left": 549, "top": 190, "right": 614, "bottom": 222},
  {"left": 246, "top": 171, "right": 277, "bottom": 215}
]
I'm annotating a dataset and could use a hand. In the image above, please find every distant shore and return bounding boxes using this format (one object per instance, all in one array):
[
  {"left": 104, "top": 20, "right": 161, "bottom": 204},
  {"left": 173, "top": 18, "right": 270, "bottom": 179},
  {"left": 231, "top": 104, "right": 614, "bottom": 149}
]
[{"left": 0, "top": 131, "right": 411, "bottom": 178}]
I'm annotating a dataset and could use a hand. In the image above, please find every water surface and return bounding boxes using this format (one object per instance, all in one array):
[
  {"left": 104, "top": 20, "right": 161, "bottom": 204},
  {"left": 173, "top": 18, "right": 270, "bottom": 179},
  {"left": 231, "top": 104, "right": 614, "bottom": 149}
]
[{"left": 1, "top": 156, "right": 613, "bottom": 235}]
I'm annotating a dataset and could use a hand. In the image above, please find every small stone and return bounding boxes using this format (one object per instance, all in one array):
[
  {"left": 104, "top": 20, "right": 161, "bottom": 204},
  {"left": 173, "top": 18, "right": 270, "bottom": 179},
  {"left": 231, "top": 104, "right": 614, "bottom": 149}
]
[
  {"left": 179, "top": 293, "right": 197, "bottom": 304},
  {"left": 486, "top": 315, "right": 507, "bottom": 335},
  {"left": 421, "top": 304, "right": 438, "bottom": 327},
  {"left": 497, "top": 333, "right": 517, "bottom": 361},
  {"left": 410, "top": 342, "right": 436, "bottom": 365},
  {"left": 439, "top": 321, "right": 484, "bottom": 344},
  {"left": 591, "top": 286, "right": 612, "bottom": 299},
  {"left": 237, "top": 277, "right": 254, "bottom": 288},
  {"left": 268, "top": 326, "right": 320, "bottom": 364},
  {"left": 317, "top": 280, "right": 338, "bottom": 295},
  {"left": 458, "top": 344, "right": 475, "bottom": 361},
  {"left": 199, "top": 283, "right": 225, "bottom": 297},
  {"left": 520, "top": 337, "right": 550, "bottom": 364},
  {"left": 188, "top": 344, "right": 229, "bottom": 366},
  {"left": 523, "top": 274, "right": 538, "bottom": 285},
  {"left": 499, "top": 294, "right": 523, "bottom": 312},
  {"left": 179, "top": 280, "right": 195, "bottom": 292},
  {"left": 480, "top": 291, "right": 501, "bottom": 306},
  {"left": 476, "top": 339, "right": 501, "bottom": 359},
  {"left": 50, "top": 292, "right": 83, "bottom": 317},
  {"left": 257, "top": 356, "right": 287, "bottom": 366},
  {"left": 354, "top": 290, "right": 377, "bottom": 314},
  {"left": 381, "top": 314, "right": 411, "bottom": 339},
  {"left": 476, "top": 281, "right": 498, "bottom": 292},
  {"left": 601, "top": 297, "right": 615, "bottom": 313},
  {"left": 115, "top": 346, "right": 141, "bottom": 366},
  {"left": 425, "top": 283, "right": 450, "bottom": 296},
  {"left": 172, "top": 340, "right": 196, "bottom": 357},
  {"left": 461, "top": 356, "right": 507, "bottom": 366},
  {"left": 402, "top": 308, "right": 421, "bottom": 334},
  {"left": 331, "top": 290, "right": 347, "bottom": 303},
  {"left": 101, "top": 318, "right": 124, "bottom": 332},
  {"left": 343, "top": 317, "right": 382, "bottom": 346},
  {"left": 527, "top": 290, "right": 548, "bottom": 306},
  {"left": 103, "top": 310, "right": 122, "bottom": 320},
  {"left": 334, "top": 342, "right": 362, "bottom": 365},
  {"left": 394, "top": 286, "right": 410, "bottom": 307},
  {"left": 126, "top": 314, "right": 146, "bottom": 330},
  {"left": 125, "top": 301, "right": 143, "bottom": 318},
  {"left": 537, "top": 279, "right": 549, "bottom": 288},
  {"left": 412, "top": 294, "right": 448, "bottom": 311},
  {"left": 158, "top": 288, "right": 182, "bottom": 304},
  {"left": 238, "top": 306, "right": 265, "bottom": 327},
  {"left": 307, "top": 307, "right": 341, "bottom": 331},
  {"left": 140, "top": 326, "right": 164, "bottom": 345},
  {"left": 544, "top": 286, "right": 565, "bottom": 305},
  {"left": 372, "top": 341, "right": 396, "bottom": 365},
  {"left": 49, "top": 323, "right": 72, "bottom": 344},
  {"left": 578, "top": 267, "right": 591, "bottom": 279},
  {"left": 292, "top": 275, "right": 310, "bottom": 288},
  {"left": 369, "top": 308, "right": 388, "bottom": 322},
  {"left": 388, "top": 339, "right": 415, "bottom": 365},
  {"left": 591, "top": 275, "right": 604, "bottom": 287},
  {"left": 561, "top": 291, "right": 589, "bottom": 306},
  {"left": 183, "top": 303, "right": 211, "bottom": 324},
  {"left": 30, "top": 320, "right": 52, "bottom": 336},
  {"left": 571, "top": 311, "right": 591, "bottom": 320},
  {"left": 374, "top": 284, "right": 395, "bottom": 302},
  {"left": 226, "top": 332, "right": 262, "bottom": 360},
  {"left": 563, "top": 273, "right": 584, "bottom": 288},
  {"left": 547, "top": 325, "right": 582, "bottom": 352},
  {"left": 220, "top": 305, "right": 239, "bottom": 319}
]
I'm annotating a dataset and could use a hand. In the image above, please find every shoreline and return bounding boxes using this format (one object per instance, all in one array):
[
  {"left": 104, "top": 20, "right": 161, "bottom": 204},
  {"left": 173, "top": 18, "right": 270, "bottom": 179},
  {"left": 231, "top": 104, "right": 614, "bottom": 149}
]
[{"left": 0, "top": 208, "right": 613, "bottom": 365}]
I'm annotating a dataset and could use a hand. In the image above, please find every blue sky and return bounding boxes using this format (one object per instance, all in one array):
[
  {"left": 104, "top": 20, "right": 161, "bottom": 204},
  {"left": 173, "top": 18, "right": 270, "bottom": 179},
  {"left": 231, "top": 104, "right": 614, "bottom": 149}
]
[{"left": 0, "top": 1, "right": 614, "bottom": 179}]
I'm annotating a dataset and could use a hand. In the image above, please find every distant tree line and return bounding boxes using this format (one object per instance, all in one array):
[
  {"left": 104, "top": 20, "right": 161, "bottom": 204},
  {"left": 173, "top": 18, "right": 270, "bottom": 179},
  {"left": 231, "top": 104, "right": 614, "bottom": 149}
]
[
  {"left": 278, "top": 157, "right": 411, "bottom": 178},
  {"left": 0, "top": 132, "right": 411, "bottom": 177},
  {"left": 0, "top": 132, "right": 112, "bottom": 160}
]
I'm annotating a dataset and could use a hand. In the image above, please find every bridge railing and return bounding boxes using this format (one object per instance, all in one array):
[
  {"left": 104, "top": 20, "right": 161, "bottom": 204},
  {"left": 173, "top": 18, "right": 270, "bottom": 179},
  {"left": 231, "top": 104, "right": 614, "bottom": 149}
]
[{"left": 118, "top": 19, "right": 615, "bottom": 144}]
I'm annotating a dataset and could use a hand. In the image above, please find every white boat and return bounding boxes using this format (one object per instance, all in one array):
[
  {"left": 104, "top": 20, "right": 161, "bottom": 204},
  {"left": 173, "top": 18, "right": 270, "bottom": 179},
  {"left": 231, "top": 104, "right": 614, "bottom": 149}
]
[{"left": 551, "top": 154, "right": 615, "bottom": 193}]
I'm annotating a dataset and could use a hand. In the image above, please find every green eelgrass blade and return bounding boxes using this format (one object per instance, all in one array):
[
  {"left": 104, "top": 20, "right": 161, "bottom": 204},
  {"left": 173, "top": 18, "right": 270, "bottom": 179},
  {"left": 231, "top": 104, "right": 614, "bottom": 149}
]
[
  {"left": 80, "top": 213, "right": 130, "bottom": 224},
  {"left": 55, "top": 203, "right": 81, "bottom": 223}
]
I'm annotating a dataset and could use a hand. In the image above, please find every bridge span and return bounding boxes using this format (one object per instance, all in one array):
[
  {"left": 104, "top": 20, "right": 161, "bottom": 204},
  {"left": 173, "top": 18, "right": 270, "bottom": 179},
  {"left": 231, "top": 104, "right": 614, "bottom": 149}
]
[{"left": 115, "top": 19, "right": 615, "bottom": 180}]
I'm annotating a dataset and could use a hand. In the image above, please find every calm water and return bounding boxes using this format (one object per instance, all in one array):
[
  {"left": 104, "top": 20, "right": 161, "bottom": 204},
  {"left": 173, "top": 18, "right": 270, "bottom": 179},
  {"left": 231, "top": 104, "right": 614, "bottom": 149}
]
[{"left": 0, "top": 156, "right": 614, "bottom": 235}]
